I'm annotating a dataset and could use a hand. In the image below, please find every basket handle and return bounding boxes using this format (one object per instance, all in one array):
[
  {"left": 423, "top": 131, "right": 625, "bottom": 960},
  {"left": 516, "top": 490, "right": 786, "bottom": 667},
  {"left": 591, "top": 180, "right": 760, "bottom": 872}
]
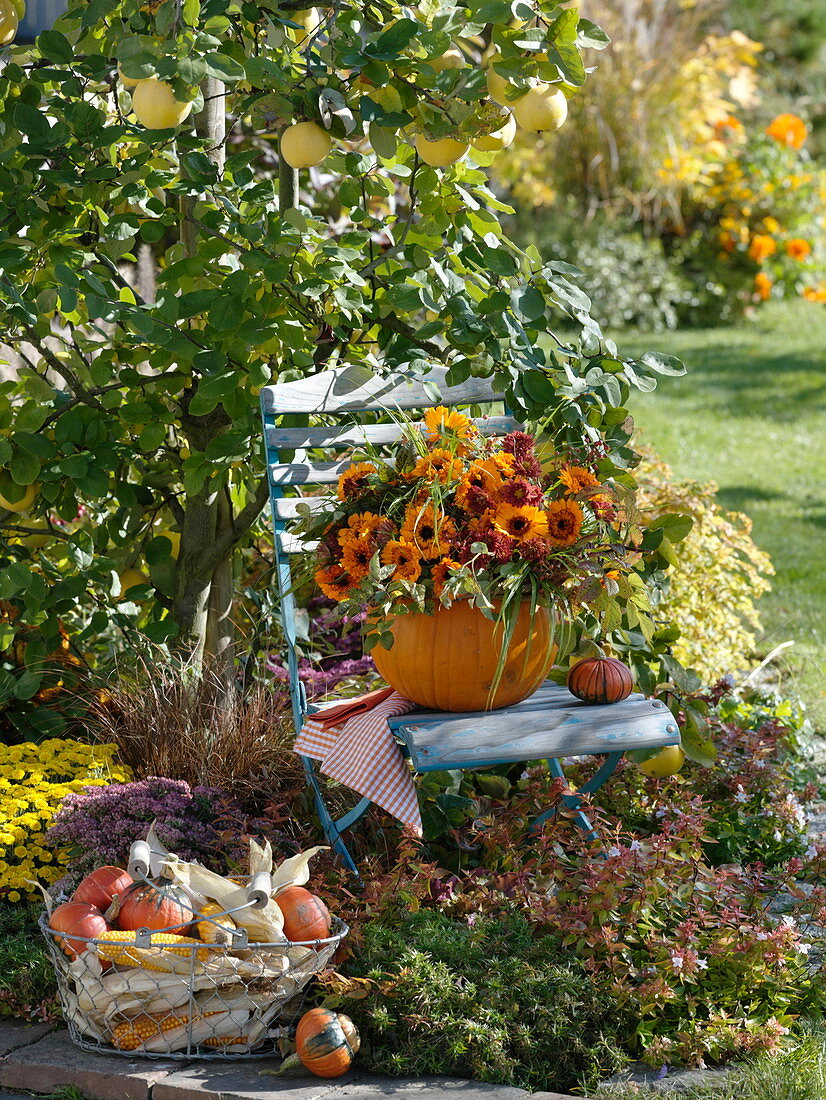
[{"left": 247, "top": 871, "right": 272, "bottom": 909}]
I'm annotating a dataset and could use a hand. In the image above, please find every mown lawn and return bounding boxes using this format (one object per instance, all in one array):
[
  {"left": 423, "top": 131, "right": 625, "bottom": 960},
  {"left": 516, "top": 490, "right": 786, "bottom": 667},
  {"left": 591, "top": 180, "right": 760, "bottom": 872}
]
[{"left": 617, "top": 300, "right": 826, "bottom": 733}]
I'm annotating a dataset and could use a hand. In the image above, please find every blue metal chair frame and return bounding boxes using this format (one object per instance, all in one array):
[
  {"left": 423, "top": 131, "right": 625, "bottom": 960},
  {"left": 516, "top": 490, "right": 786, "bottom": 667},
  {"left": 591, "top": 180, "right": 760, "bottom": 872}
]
[{"left": 260, "top": 366, "right": 681, "bottom": 872}]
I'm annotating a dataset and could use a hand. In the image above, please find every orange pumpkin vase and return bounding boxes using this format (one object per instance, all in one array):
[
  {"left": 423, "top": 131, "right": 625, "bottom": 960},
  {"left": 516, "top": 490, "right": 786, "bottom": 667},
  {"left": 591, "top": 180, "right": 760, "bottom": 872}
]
[{"left": 370, "top": 599, "right": 556, "bottom": 712}]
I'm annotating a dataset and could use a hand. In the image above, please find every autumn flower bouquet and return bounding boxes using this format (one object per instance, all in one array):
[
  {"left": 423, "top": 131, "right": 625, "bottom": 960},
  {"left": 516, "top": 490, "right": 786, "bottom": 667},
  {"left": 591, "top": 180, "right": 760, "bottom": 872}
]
[{"left": 294, "top": 407, "right": 641, "bottom": 664}]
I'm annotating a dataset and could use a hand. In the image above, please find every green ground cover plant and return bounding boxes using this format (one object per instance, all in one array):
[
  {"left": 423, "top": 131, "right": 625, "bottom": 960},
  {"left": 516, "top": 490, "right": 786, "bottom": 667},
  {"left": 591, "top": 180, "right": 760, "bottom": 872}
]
[
  {"left": 0, "top": 899, "right": 58, "bottom": 1019},
  {"left": 341, "top": 910, "right": 628, "bottom": 1094},
  {"left": 620, "top": 300, "right": 826, "bottom": 731}
]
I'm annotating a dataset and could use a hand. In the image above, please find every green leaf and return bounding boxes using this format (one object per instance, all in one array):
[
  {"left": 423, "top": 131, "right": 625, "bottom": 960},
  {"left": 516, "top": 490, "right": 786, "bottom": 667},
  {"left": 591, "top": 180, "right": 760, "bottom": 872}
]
[
  {"left": 638, "top": 351, "right": 687, "bottom": 377},
  {"left": 648, "top": 512, "right": 694, "bottom": 543},
  {"left": 10, "top": 450, "right": 40, "bottom": 485},
  {"left": 139, "top": 422, "right": 167, "bottom": 451},
  {"left": 13, "top": 102, "right": 52, "bottom": 144},
  {"left": 14, "top": 670, "right": 43, "bottom": 701},
  {"left": 209, "top": 295, "right": 245, "bottom": 331},
  {"left": 369, "top": 123, "right": 398, "bottom": 160},
  {"left": 576, "top": 17, "right": 610, "bottom": 50},
  {"left": 510, "top": 285, "right": 546, "bottom": 322},
  {"left": 522, "top": 371, "right": 557, "bottom": 403},
  {"left": 372, "top": 18, "right": 419, "bottom": 58},
  {"left": 37, "top": 29, "right": 74, "bottom": 64},
  {"left": 203, "top": 52, "right": 246, "bottom": 82}
]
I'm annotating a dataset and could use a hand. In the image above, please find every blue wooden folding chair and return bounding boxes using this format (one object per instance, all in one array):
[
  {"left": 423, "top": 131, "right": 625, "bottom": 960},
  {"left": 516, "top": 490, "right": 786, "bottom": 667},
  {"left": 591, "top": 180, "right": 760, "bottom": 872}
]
[{"left": 260, "top": 364, "right": 681, "bottom": 872}]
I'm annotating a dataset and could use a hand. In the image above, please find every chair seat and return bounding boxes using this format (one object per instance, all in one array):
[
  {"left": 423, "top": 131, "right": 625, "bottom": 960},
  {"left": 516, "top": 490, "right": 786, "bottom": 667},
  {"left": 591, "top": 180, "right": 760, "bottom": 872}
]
[{"left": 388, "top": 682, "right": 679, "bottom": 772}]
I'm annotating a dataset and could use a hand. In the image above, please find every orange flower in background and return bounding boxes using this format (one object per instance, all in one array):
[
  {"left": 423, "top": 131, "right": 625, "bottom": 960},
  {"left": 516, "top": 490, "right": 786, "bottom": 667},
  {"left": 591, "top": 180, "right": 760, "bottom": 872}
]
[
  {"left": 408, "top": 447, "right": 464, "bottom": 484},
  {"left": 546, "top": 499, "right": 583, "bottom": 547},
  {"left": 802, "top": 284, "right": 826, "bottom": 303},
  {"left": 765, "top": 113, "right": 807, "bottom": 149},
  {"left": 785, "top": 238, "right": 812, "bottom": 261},
  {"left": 431, "top": 557, "right": 461, "bottom": 598},
  {"left": 748, "top": 234, "right": 776, "bottom": 262},
  {"left": 400, "top": 502, "right": 456, "bottom": 559},
  {"left": 424, "top": 406, "right": 475, "bottom": 442},
  {"left": 754, "top": 272, "right": 773, "bottom": 300},
  {"left": 381, "top": 539, "right": 422, "bottom": 583},
  {"left": 559, "top": 466, "right": 601, "bottom": 496},
  {"left": 713, "top": 115, "right": 743, "bottom": 140},
  {"left": 493, "top": 503, "right": 549, "bottom": 543},
  {"left": 314, "top": 562, "right": 353, "bottom": 602},
  {"left": 336, "top": 461, "right": 376, "bottom": 500},
  {"left": 718, "top": 230, "right": 737, "bottom": 253}
]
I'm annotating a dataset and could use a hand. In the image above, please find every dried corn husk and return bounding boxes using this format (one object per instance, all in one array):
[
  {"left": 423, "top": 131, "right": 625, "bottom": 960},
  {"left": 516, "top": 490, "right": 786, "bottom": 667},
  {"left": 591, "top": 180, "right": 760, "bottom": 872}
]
[
  {"left": 65, "top": 952, "right": 108, "bottom": 1041},
  {"left": 161, "top": 859, "right": 285, "bottom": 942}
]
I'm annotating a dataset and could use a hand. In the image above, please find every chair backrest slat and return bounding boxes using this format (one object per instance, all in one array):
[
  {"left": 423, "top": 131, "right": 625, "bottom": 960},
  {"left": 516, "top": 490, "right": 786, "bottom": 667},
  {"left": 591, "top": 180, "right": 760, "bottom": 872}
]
[
  {"left": 260, "top": 363, "right": 498, "bottom": 415},
  {"left": 265, "top": 415, "right": 519, "bottom": 452},
  {"left": 277, "top": 531, "right": 318, "bottom": 555},
  {"left": 271, "top": 496, "right": 330, "bottom": 520},
  {"left": 268, "top": 459, "right": 354, "bottom": 486}
]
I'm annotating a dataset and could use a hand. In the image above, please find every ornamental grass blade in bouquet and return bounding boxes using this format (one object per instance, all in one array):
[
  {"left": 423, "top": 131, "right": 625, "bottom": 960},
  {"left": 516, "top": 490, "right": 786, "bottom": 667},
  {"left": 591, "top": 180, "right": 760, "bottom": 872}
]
[{"left": 292, "top": 407, "right": 646, "bottom": 701}]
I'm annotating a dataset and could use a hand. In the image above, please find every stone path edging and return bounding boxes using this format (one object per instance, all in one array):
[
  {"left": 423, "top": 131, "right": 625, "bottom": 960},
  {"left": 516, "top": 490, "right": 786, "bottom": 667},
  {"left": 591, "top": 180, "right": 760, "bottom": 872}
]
[{"left": 0, "top": 1024, "right": 578, "bottom": 1100}]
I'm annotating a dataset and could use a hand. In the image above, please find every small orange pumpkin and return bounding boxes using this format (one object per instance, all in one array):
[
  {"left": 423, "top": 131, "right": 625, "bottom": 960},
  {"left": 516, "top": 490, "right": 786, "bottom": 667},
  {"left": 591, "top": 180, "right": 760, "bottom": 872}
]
[
  {"left": 295, "top": 1007, "right": 360, "bottom": 1077},
  {"left": 275, "top": 886, "right": 331, "bottom": 942},
  {"left": 567, "top": 656, "right": 634, "bottom": 705},
  {"left": 49, "top": 901, "right": 111, "bottom": 959},
  {"left": 72, "top": 866, "right": 134, "bottom": 912}
]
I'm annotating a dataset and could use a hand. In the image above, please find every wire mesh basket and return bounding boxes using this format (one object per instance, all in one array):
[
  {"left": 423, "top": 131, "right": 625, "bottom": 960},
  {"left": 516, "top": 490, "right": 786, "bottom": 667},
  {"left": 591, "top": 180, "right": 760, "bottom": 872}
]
[{"left": 40, "top": 903, "right": 348, "bottom": 1060}]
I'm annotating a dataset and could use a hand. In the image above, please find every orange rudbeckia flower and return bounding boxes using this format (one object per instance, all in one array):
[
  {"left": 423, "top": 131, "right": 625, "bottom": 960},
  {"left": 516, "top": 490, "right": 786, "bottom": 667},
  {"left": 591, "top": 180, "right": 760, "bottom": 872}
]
[{"left": 546, "top": 499, "right": 584, "bottom": 547}]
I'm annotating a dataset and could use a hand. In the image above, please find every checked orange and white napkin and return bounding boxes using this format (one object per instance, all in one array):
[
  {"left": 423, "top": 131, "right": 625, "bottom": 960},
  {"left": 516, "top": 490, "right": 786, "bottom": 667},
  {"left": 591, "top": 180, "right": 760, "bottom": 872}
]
[{"left": 294, "top": 687, "right": 422, "bottom": 835}]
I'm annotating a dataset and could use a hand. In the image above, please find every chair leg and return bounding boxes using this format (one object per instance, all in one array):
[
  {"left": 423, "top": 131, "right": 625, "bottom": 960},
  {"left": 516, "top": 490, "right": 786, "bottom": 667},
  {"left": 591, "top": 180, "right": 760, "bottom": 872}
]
[
  {"left": 301, "top": 755, "right": 371, "bottom": 876},
  {"left": 530, "top": 753, "right": 623, "bottom": 842}
]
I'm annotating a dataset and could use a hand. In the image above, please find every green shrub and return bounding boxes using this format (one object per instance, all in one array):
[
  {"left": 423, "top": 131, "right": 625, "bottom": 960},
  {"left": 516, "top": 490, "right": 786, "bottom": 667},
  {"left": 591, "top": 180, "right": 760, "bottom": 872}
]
[
  {"left": 637, "top": 454, "right": 774, "bottom": 682},
  {"left": 514, "top": 208, "right": 698, "bottom": 332},
  {"left": 341, "top": 910, "right": 629, "bottom": 1094}
]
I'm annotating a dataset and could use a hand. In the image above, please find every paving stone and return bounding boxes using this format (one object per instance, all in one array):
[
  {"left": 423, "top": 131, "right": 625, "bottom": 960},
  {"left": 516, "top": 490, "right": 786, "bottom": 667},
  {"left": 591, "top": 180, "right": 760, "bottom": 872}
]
[
  {"left": 0, "top": 1023, "right": 58, "bottom": 1059},
  {"left": 331, "top": 1077, "right": 531, "bottom": 1099},
  {"left": 0, "top": 1028, "right": 176, "bottom": 1100},
  {"left": 153, "top": 1063, "right": 341, "bottom": 1100},
  {"left": 600, "top": 1062, "right": 735, "bottom": 1093},
  {"left": 529, "top": 1093, "right": 583, "bottom": 1099}
]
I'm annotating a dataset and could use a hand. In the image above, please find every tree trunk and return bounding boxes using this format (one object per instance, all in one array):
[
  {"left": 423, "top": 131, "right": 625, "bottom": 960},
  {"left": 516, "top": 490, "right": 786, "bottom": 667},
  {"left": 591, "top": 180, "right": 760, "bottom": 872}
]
[
  {"left": 174, "top": 78, "right": 231, "bottom": 668},
  {"left": 204, "top": 489, "right": 236, "bottom": 689}
]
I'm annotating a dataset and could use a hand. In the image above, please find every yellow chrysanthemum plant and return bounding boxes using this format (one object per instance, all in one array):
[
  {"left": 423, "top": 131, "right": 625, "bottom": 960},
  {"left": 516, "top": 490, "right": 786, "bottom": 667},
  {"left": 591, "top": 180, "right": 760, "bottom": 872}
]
[
  {"left": 0, "top": 739, "right": 129, "bottom": 902},
  {"left": 297, "top": 408, "right": 667, "bottom": 666}
]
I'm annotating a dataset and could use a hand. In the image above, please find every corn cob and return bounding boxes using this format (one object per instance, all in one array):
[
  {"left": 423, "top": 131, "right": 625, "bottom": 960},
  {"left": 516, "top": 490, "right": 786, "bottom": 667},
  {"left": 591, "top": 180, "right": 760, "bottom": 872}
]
[
  {"left": 202, "top": 1034, "right": 249, "bottom": 1048},
  {"left": 111, "top": 1013, "right": 190, "bottom": 1051},
  {"left": 96, "top": 930, "right": 210, "bottom": 970},
  {"left": 196, "top": 902, "right": 237, "bottom": 946},
  {"left": 110, "top": 1010, "right": 242, "bottom": 1052}
]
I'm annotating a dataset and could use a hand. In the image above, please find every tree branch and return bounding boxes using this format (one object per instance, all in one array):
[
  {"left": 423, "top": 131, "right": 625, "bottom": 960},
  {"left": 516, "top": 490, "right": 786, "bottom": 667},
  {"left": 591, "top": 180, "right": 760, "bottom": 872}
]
[{"left": 196, "top": 476, "right": 270, "bottom": 575}]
